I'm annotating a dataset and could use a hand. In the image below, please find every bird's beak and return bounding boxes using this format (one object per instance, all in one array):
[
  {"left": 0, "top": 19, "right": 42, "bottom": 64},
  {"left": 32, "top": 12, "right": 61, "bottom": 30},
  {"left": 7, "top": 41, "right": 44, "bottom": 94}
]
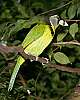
[{"left": 59, "top": 20, "right": 68, "bottom": 26}]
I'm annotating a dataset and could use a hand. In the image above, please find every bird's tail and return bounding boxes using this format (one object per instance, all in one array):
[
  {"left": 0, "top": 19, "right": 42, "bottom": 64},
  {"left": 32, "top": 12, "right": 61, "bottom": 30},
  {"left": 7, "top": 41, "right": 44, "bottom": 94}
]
[{"left": 8, "top": 56, "right": 25, "bottom": 91}]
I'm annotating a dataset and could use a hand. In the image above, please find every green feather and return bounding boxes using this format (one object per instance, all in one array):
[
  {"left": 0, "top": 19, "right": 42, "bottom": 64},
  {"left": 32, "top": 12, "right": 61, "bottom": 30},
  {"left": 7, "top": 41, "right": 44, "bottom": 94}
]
[{"left": 8, "top": 24, "right": 53, "bottom": 91}]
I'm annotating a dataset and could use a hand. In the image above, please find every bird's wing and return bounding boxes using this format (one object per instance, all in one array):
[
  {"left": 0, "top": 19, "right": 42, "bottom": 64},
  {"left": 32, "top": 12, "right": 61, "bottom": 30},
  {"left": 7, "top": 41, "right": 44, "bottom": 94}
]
[{"left": 22, "top": 24, "right": 46, "bottom": 48}]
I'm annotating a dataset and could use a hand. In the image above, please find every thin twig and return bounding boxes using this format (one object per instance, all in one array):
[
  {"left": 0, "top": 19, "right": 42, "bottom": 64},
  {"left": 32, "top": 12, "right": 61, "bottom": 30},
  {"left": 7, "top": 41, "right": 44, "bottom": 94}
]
[
  {"left": 37, "top": 1, "right": 72, "bottom": 16},
  {"left": 65, "top": 19, "right": 80, "bottom": 23},
  {"left": 53, "top": 41, "right": 80, "bottom": 46}
]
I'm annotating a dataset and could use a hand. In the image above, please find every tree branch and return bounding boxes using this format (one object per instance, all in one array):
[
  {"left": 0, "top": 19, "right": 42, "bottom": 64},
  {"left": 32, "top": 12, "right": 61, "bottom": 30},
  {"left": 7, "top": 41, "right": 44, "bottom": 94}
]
[
  {"left": 65, "top": 19, "right": 80, "bottom": 23},
  {"left": 0, "top": 45, "right": 80, "bottom": 74},
  {"left": 53, "top": 41, "right": 80, "bottom": 46}
]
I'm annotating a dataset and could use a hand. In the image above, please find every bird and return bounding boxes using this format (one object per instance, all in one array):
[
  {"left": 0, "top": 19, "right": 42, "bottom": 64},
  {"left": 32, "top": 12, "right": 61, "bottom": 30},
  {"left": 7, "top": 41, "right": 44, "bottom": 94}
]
[{"left": 8, "top": 15, "right": 68, "bottom": 91}]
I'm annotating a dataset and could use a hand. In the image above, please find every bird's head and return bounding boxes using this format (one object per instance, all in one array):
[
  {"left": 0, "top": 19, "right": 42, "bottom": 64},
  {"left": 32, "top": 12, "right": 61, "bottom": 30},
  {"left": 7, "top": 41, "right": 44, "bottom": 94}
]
[{"left": 49, "top": 15, "right": 68, "bottom": 33}]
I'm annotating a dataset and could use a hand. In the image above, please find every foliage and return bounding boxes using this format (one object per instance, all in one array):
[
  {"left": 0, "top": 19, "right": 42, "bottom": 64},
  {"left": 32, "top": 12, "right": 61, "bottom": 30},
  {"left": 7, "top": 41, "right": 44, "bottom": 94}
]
[
  {"left": 0, "top": 0, "right": 80, "bottom": 100},
  {"left": 54, "top": 52, "right": 70, "bottom": 64},
  {"left": 69, "top": 23, "right": 78, "bottom": 38}
]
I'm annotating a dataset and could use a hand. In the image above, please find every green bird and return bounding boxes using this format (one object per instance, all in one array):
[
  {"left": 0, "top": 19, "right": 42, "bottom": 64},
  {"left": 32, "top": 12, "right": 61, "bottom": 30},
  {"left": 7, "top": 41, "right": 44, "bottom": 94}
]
[{"left": 8, "top": 15, "right": 68, "bottom": 91}]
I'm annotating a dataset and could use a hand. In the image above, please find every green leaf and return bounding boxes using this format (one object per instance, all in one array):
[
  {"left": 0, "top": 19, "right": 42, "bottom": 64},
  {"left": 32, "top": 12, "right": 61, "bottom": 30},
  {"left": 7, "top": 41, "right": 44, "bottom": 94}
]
[
  {"left": 54, "top": 52, "right": 70, "bottom": 64},
  {"left": 9, "top": 16, "right": 43, "bottom": 36},
  {"left": 77, "top": 7, "right": 80, "bottom": 17},
  {"left": 61, "top": 10, "right": 67, "bottom": 19},
  {"left": 69, "top": 56, "right": 75, "bottom": 63},
  {"left": 68, "top": 5, "right": 76, "bottom": 19},
  {"left": 57, "top": 33, "right": 67, "bottom": 42},
  {"left": 8, "top": 20, "right": 29, "bottom": 35},
  {"left": 69, "top": 23, "right": 78, "bottom": 38},
  {"left": 32, "top": 2, "right": 44, "bottom": 9}
]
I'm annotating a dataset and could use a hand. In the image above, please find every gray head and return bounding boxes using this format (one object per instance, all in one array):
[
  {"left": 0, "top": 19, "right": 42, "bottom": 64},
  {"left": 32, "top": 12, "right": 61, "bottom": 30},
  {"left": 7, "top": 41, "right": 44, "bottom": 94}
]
[
  {"left": 49, "top": 15, "right": 68, "bottom": 27},
  {"left": 49, "top": 15, "right": 60, "bottom": 28}
]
